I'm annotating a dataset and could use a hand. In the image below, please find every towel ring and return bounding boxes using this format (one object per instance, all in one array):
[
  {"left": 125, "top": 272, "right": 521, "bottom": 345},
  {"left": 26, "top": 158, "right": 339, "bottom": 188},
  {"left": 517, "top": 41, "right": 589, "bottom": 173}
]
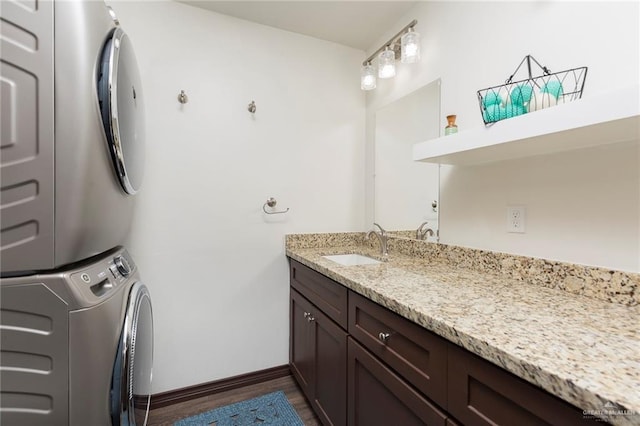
[{"left": 263, "top": 197, "right": 289, "bottom": 215}]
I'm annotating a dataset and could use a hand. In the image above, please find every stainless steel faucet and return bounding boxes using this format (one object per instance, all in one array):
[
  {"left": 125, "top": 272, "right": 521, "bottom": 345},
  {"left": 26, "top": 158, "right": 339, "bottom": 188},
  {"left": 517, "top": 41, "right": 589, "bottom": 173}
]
[
  {"left": 416, "top": 221, "right": 435, "bottom": 240},
  {"left": 366, "top": 223, "right": 388, "bottom": 257}
]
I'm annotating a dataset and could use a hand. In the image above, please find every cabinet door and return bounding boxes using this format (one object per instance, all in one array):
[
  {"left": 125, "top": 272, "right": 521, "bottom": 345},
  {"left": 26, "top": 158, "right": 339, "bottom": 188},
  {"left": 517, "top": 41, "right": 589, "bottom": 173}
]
[
  {"left": 312, "top": 305, "right": 347, "bottom": 426},
  {"left": 348, "top": 338, "right": 449, "bottom": 426},
  {"left": 290, "top": 289, "right": 315, "bottom": 399},
  {"left": 448, "top": 344, "right": 599, "bottom": 425},
  {"left": 349, "top": 291, "right": 448, "bottom": 408}
]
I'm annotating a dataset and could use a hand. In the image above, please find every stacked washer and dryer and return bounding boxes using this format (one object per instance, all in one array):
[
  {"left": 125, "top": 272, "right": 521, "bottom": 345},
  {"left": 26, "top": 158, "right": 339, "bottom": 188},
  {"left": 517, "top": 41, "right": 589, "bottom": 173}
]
[{"left": 1, "top": 1, "right": 153, "bottom": 425}]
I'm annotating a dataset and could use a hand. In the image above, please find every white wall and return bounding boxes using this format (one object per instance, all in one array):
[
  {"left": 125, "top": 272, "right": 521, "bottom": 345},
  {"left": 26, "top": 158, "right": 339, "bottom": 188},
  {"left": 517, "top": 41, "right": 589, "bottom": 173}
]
[
  {"left": 365, "top": 1, "right": 640, "bottom": 272},
  {"left": 109, "top": 1, "right": 365, "bottom": 393}
]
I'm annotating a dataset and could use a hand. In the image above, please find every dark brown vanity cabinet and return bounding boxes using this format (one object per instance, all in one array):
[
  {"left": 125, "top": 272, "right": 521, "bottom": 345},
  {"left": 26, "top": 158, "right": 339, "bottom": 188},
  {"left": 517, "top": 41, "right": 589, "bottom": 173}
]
[
  {"left": 447, "top": 344, "right": 597, "bottom": 426},
  {"left": 290, "top": 260, "right": 348, "bottom": 426},
  {"left": 348, "top": 337, "right": 449, "bottom": 426},
  {"left": 289, "top": 258, "right": 605, "bottom": 426},
  {"left": 349, "top": 291, "right": 448, "bottom": 409},
  {"left": 290, "top": 259, "right": 348, "bottom": 329}
]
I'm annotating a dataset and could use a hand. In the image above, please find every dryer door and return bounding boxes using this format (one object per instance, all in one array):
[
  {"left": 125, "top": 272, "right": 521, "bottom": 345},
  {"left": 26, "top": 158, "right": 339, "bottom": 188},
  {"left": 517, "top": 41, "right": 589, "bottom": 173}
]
[
  {"left": 98, "top": 27, "right": 146, "bottom": 195},
  {"left": 111, "top": 282, "right": 153, "bottom": 426}
]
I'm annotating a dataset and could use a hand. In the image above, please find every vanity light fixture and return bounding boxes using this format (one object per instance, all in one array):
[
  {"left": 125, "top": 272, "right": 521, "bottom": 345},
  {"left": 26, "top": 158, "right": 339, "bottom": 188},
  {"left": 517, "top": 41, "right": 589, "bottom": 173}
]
[
  {"left": 361, "top": 20, "right": 420, "bottom": 90},
  {"left": 401, "top": 27, "right": 420, "bottom": 63},
  {"left": 378, "top": 46, "right": 396, "bottom": 79},
  {"left": 361, "top": 62, "right": 377, "bottom": 90}
]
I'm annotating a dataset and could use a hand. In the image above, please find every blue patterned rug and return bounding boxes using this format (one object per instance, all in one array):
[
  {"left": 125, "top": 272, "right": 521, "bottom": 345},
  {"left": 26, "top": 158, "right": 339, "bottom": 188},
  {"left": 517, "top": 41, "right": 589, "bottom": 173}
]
[{"left": 173, "top": 390, "right": 304, "bottom": 426}]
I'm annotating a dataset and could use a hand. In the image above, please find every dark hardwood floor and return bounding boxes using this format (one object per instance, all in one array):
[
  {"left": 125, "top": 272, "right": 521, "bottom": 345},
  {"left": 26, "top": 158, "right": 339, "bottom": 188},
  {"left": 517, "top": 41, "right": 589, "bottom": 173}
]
[{"left": 148, "top": 375, "right": 321, "bottom": 425}]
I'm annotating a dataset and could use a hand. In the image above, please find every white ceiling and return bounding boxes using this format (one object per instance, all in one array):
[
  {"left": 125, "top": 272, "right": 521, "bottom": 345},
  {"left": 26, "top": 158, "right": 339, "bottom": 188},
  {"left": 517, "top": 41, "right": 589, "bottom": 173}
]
[{"left": 177, "top": 1, "right": 418, "bottom": 51}]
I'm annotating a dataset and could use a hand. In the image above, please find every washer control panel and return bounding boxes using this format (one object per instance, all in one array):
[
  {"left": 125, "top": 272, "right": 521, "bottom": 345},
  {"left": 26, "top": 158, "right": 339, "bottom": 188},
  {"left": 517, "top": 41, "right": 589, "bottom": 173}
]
[
  {"left": 68, "top": 249, "right": 137, "bottom": 304},
  {"left": 71, "top": 261, "right": 116, "bottom": 300}
]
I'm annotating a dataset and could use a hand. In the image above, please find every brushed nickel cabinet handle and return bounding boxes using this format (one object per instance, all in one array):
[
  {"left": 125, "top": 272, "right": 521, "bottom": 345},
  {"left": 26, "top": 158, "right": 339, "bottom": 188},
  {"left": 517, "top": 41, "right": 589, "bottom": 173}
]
[{"left": 378, "top": 332, "right": 390, "bottom": 343}]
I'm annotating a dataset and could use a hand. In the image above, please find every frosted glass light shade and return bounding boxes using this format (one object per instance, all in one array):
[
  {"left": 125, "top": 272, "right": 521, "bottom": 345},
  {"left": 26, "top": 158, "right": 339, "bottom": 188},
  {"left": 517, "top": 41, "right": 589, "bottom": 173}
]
[
  {"left": 401, "top": 29, "right": 420, "bottom": 63},
  {"left": 378, "top": 48, "right": 396, "bottom": 79},
  {"left": 360, "top": 63, "right": 376, "bottom": 90}
]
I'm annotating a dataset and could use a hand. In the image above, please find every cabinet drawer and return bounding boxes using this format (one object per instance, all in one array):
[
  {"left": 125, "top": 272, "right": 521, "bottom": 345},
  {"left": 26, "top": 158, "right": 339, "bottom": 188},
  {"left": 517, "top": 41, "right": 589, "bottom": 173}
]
[
  {"left": 448, "top": 344, "right": 602, "bottom": 425},
  {"left": 289, "top": 259, "right": 348, "bottom": 329},
  {"left": 348, "top": 291, "right": 448, "bottom": 408},
  {"left": 348, "top": 337, "right": 449, "bottom": 426}
]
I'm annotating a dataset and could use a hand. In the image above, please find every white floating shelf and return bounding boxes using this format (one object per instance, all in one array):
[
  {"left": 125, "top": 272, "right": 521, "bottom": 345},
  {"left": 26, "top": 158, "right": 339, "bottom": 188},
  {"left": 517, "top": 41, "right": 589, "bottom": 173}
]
[{"left": 413, "top": 86, "right": 640, "bottom": 165}]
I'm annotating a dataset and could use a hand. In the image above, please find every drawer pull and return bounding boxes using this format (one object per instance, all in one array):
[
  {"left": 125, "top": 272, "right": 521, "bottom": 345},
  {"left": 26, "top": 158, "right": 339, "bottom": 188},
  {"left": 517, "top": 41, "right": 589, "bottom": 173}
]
[
  {"left": 303, "top": 312, "right": 310, "bottom": 318},
  {"left": 307, "top": 315, "right": 315, "bottom": 322},
  {"left": 378, "top": 332, "right": 391, "bottom": 344}
]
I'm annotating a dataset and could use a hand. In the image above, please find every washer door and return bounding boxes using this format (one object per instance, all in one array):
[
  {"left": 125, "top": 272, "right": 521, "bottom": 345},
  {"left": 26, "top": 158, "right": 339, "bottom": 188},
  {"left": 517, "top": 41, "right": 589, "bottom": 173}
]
[
  {"left": 98, "top": 27, "right": 146, "bottom": 195},
  {"left": 111, "top": 282, "right": 153, "bottom": 426}
]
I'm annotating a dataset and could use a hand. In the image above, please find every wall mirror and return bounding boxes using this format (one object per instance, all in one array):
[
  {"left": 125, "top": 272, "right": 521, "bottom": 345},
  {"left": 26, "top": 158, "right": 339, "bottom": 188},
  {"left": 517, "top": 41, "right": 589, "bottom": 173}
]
[{"left": 374, "top": 79, "right": 441, "bottom": 241}]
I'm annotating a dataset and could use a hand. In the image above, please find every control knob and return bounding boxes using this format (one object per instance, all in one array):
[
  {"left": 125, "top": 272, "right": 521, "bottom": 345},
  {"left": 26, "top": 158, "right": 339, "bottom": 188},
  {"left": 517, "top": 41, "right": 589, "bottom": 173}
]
[{"left": 114, "top": 255, "right": 132, "bottom": 277}]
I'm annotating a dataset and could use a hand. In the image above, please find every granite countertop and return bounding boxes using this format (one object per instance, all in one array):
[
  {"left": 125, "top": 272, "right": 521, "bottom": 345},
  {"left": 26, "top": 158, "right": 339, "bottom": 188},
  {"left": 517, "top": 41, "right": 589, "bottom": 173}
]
[{"left": 285, "top": 235, "right": 640, "bottom": 426}]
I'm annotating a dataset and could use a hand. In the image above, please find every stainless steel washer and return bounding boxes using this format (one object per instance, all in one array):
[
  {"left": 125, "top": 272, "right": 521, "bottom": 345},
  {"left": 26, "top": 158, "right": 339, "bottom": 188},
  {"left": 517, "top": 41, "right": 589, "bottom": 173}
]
[{"left": 0, "top": 248, "right": 153, "bottom": 425}]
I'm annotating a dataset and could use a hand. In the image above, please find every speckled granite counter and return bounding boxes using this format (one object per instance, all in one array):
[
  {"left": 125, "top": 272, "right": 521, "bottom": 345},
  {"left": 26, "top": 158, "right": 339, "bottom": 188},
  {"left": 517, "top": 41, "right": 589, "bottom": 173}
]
[{"left": 285, "top": 233, "right": 640, "bottom": 426}]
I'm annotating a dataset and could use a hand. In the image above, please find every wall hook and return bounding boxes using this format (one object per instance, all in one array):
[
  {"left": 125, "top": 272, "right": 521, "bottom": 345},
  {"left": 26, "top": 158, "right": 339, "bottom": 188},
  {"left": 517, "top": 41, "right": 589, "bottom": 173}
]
[
  {"left": 263, "top": 197, "right": 289, "bottom": 215},
  {"left": 178, "top": 90, "right": 188, "bottom": 104},
  {"left": 248, "top": 100, "right": 256, "bottom": 114}
]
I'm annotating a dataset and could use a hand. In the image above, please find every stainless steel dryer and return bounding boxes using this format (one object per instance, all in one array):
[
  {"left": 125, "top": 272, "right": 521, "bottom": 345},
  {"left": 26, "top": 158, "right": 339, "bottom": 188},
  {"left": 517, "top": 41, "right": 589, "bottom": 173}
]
[
  {"left": 0, "top": 247, "right": 153, "bottom": 426},
  {"left": 0, "top": 1, "right": 145, "bottom": 274}
]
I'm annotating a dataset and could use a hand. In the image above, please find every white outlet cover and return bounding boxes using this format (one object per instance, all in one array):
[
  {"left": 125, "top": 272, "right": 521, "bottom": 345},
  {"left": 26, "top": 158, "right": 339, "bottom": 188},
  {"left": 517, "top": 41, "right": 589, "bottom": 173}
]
[{"left": 507, "top": 206, "right": 526, "bottom": 233}]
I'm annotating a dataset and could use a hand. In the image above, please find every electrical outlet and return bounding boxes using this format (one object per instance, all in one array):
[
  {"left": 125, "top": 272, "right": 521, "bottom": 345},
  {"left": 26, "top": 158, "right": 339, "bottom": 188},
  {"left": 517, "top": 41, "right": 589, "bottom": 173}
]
[{"left": 507, "top": 206, "right": 526, "bottom": 233}]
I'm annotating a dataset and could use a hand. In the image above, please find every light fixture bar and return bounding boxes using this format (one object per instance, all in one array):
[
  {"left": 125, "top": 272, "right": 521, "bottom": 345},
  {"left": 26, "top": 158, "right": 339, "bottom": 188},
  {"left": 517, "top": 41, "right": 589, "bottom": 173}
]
[{"left": 362, "top": 19, "right": 418, "bottom": 66}]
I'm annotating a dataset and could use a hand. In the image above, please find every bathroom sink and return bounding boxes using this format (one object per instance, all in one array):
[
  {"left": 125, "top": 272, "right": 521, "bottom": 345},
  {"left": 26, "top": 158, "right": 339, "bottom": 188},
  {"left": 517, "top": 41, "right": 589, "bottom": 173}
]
[{"left": 323, "top": 254, "right": 381, "bottom": 266}]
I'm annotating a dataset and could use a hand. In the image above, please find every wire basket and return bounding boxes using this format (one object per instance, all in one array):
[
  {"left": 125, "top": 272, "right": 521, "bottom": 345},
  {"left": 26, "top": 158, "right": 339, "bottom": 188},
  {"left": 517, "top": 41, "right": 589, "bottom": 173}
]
[{"left": 477, "top": 55, "right": 587, "bottom": 125}]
